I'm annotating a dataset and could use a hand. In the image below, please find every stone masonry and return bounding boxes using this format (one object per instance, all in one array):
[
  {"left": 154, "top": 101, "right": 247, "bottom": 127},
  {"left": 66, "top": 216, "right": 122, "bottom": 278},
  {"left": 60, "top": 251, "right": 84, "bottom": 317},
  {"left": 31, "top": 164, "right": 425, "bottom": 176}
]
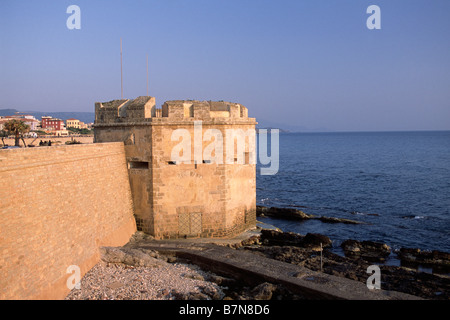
[
  {"left": 0, "top": 143, "right": 137, "bottom": 299},
  {"left": 94, "top": 97, "right": 257, "bottom": 239}
]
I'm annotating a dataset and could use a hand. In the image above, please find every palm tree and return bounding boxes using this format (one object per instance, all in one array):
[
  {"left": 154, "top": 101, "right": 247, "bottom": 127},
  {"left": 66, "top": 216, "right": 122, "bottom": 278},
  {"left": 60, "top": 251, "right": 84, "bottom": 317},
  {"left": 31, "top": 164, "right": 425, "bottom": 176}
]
[{"left": 4, "top": 119, "right": 30, "bottom": 147}]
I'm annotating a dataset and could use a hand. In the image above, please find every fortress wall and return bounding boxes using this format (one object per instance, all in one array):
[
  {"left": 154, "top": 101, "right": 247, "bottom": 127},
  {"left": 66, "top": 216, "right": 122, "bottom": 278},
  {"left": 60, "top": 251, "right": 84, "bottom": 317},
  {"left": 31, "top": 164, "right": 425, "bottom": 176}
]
[
  {"left": 150, "top": 124, "right": 226, "bottom": 238},
  {"left": 223, "top": 123, "right": 257, "bottom": 234},
  {"left": 0, "top": 142, "right": 137, "bottom": 300},
  {"left": 151, "top": 123, "right": 255, "bottom": 239},
  {"left": 94, "top": 126, "right": 154, "bottom": 233}
]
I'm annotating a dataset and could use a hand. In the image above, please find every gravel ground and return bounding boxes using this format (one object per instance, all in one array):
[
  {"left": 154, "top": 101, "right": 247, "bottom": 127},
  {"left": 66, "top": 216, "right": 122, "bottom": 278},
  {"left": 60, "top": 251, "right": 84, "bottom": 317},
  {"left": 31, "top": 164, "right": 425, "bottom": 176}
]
[{"left": 65, "top": 260, "right": 226, "bottom": 300}]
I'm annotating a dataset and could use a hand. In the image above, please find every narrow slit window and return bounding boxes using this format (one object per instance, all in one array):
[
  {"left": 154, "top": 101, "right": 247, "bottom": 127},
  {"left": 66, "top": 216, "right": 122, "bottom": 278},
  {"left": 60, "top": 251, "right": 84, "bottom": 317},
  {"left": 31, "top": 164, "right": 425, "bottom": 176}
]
[
  {"left": 128, "top": 161, "right": 149, "bottom": 169},
  {"left": 168, "top": 161, "right": 177, "bottom": 165}
]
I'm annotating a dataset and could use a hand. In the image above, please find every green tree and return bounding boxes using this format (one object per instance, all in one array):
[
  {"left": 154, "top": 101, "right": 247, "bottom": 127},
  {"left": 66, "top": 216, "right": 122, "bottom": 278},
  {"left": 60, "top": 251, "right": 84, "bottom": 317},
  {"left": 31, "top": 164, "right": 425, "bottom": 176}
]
[
  {"left": 0, "top": 129, "right": 8, "bottom": 146},
  {"left": 4, "top": 119, "right": 30, "bottom": 147}
]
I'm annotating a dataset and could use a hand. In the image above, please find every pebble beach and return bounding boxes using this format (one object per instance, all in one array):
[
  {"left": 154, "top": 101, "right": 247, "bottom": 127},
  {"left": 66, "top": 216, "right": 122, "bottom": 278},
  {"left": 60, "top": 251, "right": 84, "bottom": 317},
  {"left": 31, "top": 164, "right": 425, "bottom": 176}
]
[{"left": 65, "top": 260, "right": 225, "bottom": 300}]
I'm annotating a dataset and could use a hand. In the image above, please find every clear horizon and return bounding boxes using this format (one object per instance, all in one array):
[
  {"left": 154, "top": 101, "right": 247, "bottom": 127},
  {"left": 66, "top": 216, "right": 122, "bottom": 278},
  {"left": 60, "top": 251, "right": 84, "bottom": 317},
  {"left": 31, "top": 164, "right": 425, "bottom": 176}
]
[{"left": 1, "top": 0, "right": 449, "bottom": 132}]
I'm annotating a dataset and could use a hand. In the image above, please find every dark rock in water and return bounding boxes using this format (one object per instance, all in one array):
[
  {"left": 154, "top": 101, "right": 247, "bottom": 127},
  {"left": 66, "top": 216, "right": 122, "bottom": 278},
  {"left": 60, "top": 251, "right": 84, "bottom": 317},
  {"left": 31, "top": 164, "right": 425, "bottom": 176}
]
[
  {"left": 260, "top": 229, "right": 304, "bottom": 246},
  {"left": 256, "top": 206, "right": 313, "bottom": 220},
  {"left": 341, "top": 239, "right": 391, "bottom": 262},
  {"left": 397, "top": 248, "right": 421, "bottom": 262},
  {"left": 432, "top": 250, "right": 450, "bottom": 265},
  {"left": 317, "top": 216, "right": 363, "bottom": 225},
  {"left": 302, "top": 233, "right": 332, "bottom": 251},
  {"left": 340, "top": 240, "right": 361, "bottom": 257},
  {"left": 260, "top": 229, "right": 331, "bottom": 250},
  {"left": 397, "top": 247, "right": 450, "bottom": 269},
  {"left": 256, "top": 205, "right": 364, "bottom": 225},
  {"left": 361, "top": 240, "right": 391, "bottom": 252}
]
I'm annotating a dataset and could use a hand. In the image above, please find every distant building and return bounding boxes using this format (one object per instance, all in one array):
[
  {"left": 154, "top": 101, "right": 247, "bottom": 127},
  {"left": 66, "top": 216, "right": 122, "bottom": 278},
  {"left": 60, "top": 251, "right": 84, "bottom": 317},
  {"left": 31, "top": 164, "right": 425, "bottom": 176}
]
[
  {"left": 41, "top": 116, "right": 68, "bottom": 136},
  {"left": 79, "top": 122, "right": 89, "bottom": 129},
  {"left": 41, "top": 117, "right": 65, "bottom": 131},
  {"left": 0, "top": 114, "right": 39, "bottom": 131},
  {"left": 66, "top": 118, "right": 80, "bottom": 129},
  {"left": 66, "top": 118, "right": 89, "bottom": 130}
]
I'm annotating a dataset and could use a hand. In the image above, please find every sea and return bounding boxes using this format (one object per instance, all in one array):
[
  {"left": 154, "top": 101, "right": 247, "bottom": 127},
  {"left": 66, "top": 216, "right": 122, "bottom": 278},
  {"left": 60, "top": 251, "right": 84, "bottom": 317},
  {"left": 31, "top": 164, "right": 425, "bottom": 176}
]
[{"left": 256, "top": 131, "right": 450, "bottom": 263}]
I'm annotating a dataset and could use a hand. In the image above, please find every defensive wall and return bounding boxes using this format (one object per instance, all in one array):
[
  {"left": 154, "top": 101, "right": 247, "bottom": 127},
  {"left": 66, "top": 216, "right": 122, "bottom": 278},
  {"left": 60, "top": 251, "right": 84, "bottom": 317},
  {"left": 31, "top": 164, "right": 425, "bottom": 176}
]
[{"left": 0, "top": 142, "right": 137, "bottom": 299}]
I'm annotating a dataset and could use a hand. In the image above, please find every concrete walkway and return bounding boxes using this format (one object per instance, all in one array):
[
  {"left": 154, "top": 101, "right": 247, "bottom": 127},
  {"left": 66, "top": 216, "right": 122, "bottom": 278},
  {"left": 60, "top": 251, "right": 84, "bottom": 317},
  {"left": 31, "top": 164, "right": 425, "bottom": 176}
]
[{"left": 128, "top": 232, "right": 421, "bottom": 300}]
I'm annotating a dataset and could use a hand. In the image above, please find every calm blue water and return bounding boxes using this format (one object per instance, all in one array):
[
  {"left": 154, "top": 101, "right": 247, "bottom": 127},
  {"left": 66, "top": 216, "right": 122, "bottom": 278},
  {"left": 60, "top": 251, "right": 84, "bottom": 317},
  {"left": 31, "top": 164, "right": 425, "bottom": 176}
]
[{"left": 256, "top": 131, "right": 450, "bottom": 253}]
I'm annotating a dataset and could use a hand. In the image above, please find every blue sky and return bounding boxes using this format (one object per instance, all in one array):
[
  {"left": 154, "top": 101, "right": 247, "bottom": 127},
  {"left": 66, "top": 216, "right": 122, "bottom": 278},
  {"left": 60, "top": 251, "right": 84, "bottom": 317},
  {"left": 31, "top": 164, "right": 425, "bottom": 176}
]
[{"left": 1, "top": 0, "right": 449, "bottom": 131}]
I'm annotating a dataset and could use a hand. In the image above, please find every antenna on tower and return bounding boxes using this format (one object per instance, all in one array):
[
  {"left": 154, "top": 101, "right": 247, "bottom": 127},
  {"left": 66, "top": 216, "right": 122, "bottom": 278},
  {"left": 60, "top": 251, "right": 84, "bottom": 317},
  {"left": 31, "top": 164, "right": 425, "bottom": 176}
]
[
  {"left": 120, "top": 38, "right": 123, "bottom": 99},
  {"left": 146, "top": 53, "right": 149, "bottom": 96}
]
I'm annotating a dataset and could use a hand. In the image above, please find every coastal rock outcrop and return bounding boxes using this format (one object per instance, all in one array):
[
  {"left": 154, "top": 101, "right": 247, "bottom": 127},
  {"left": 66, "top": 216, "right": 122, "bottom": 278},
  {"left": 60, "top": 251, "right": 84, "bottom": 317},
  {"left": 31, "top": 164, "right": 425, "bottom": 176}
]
[
  {"left": 257, "top": 206, "right": 314, "bottom": 220},
  {"left": 340, "top": 239, "right": 391, "bottom": 262},
  {"left": 260, "top": 229, "right": 331, "bottom": 250},
  {"left": 397, "top": 248, "right": 450, "bottom": 271},
  {"left": 256, "top": 205, "right": 364, "bottom": 225},
  {"left": 302, "top": 233, "right": 333, "bottom": 251}
]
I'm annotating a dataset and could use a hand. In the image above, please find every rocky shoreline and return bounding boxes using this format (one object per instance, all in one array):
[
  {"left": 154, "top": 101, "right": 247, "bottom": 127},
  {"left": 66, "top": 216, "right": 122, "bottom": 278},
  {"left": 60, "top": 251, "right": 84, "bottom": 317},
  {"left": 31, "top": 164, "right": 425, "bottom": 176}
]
[
  {"left": 66, "top": 206, "right": 450, "bottom": 300},
  {"left": 66, "top": 228, "right": 450, "bottom": 300},
  {"left": 242, "top": 204, "right": 450, "bottom": 300},
  {"left": 229, "top": 229, "right": 450, "bottom": 300},
  {"left": 256, "top": 205, "right": 450, "bottom": 272}
]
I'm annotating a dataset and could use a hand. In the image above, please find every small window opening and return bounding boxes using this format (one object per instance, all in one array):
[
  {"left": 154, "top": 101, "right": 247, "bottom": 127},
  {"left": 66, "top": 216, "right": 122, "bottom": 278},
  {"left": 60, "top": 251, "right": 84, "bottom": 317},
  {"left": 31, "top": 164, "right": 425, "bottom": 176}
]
[
  {"left": 128, "top": 161, "right": 149, "bottom": 169},
  {"left": 168, "top": 161, "right": 177, "bottom": 165}
]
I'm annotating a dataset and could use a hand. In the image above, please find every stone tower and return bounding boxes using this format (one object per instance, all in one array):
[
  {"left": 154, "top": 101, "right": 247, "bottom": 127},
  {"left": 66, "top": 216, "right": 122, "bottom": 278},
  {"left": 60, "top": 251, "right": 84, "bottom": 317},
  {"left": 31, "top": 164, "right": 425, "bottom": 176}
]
[{"left": 94, "top": 96, "right": 257, "bottom": 239}]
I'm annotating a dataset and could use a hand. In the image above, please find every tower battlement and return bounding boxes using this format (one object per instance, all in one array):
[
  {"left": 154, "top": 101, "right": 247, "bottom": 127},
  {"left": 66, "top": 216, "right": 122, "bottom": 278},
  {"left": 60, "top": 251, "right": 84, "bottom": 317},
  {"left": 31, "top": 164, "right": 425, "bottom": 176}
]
[{"left": 95, "top": 97, "right": 254, "bottom": 125}]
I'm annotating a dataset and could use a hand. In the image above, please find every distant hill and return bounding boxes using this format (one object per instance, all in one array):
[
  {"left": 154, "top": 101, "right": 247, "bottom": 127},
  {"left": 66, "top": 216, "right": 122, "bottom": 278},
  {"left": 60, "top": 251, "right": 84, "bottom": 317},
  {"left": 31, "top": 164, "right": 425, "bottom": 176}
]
[
  {"left": 256, "top": 118, "right": 330, "bottom": 133},
  {"left": 256, "top": 118, "right": 304, "bottom": 133},
  {"left": 0, "top": 109, "right": 20, "bottom": 117},
  {"left": 256, "top": 127, "right": 291, "bottom": 133},
  {"left": 0, "top": 109, "right": 95, "bottom": 124}
]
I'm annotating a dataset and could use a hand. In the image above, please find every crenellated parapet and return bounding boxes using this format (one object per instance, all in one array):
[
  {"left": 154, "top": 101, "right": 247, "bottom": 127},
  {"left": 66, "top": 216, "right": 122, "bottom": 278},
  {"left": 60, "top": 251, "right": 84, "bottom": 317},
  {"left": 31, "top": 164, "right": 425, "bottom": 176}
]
[
  {"left": 95, "top": 97, "right": 254, "bottom": 126},
  {"left": 95, "top": 96, "right": 155, "bottom": 124}
]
